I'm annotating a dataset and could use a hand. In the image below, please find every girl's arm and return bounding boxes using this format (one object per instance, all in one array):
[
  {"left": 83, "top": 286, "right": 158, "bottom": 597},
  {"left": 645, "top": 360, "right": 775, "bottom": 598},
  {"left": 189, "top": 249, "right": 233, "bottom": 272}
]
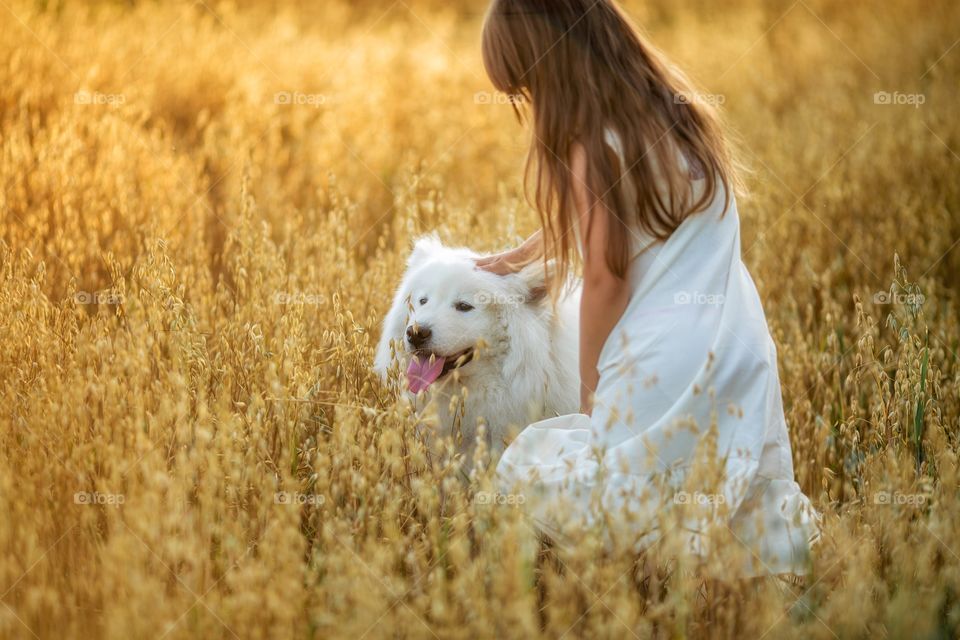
[
  {"left": 475, "top": 229, "right": 543, "bottom": 275},
  {"left": 571, "top": 145, "right": 631, "bottom": 415}
]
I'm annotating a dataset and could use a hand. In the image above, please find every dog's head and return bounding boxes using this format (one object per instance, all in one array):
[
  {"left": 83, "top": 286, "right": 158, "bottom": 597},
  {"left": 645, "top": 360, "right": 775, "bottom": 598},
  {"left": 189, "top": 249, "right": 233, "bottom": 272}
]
[{"left": 374, "top": 235, "right": 550, "bottom": 393}]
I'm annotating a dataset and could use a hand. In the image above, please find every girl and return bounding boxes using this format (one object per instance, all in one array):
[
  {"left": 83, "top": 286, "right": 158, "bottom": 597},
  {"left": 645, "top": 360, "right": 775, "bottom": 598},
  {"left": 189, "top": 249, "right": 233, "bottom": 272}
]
[{"left": 475, "top": 0, "right": 819, "bottom": 576}]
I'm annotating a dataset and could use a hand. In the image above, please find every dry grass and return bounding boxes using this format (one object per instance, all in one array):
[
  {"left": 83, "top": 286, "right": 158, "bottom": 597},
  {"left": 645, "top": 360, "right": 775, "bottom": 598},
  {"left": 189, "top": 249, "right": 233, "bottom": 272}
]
[{"left": 1, "top": 0, "right": 959, "bottom": 638}]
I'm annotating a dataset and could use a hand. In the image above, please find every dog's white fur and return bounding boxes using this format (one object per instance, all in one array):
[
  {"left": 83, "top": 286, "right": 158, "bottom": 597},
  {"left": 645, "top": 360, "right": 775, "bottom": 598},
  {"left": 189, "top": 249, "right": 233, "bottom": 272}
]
[{"left": 374, "top": 236, "right": 580, "bottom": 461}]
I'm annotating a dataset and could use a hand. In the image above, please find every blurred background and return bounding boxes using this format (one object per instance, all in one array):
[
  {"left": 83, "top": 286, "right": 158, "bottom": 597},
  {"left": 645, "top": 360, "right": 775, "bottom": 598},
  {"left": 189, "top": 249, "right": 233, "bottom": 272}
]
[{"left": 1, "top": 1, "right": 959, "bottom": 638}]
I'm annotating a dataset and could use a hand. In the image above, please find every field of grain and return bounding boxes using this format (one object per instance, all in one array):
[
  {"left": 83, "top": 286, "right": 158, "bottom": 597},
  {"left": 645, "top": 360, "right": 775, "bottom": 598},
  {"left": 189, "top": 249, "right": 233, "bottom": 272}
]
[{"left": 1, "top": 0, "right": 959, "bottom": 638}]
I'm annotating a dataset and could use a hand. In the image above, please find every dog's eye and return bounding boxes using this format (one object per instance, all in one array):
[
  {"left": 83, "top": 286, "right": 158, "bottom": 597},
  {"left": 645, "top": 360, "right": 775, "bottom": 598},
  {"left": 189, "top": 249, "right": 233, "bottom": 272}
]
[
  {"left": 454, "top": 301, "right": 474, "bottom": 312},
  {"left": 418, "top": 297, "right": 428, "bottom": 305}
]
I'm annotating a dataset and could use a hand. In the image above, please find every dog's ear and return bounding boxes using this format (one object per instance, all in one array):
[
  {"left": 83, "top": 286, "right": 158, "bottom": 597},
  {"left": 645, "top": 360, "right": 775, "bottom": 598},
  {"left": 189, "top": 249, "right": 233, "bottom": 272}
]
[
  {"left": 408, "top": 234, "right": 442, "bottom": 271},
  {"left": 515, "top": 261, "right": 553, "bottom": 304}
]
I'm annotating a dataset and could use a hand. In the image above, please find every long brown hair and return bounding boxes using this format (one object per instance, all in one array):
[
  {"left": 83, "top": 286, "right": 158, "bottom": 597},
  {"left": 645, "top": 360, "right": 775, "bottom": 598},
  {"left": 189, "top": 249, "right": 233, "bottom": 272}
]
[{"left": 481, "top": 0, "right": 737, "bottom": 288}]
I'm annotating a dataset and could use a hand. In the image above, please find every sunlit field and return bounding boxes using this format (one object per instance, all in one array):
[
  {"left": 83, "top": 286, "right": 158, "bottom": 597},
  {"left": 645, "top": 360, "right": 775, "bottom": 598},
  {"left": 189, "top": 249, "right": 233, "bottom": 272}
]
[{"left": 1, "top": 0, "right": 959, "bottom": 637}]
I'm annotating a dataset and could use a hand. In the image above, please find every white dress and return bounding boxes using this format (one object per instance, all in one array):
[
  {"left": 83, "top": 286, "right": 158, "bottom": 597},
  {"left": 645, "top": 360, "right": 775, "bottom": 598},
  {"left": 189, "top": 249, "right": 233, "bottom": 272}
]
[{"left": 496, "top": 131, "right": 820, "bottom": 576}]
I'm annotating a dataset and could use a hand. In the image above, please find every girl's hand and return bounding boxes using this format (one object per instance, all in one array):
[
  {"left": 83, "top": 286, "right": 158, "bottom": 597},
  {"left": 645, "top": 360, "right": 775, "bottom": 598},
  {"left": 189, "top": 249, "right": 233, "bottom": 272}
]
[
  {"left": 475, "top": 251, "right": 519, "bottom": 275},
  {"left": 579, "top": 363, "right": 599, "bottom": 416},
  {"left": 475, "top": 230, "right": 543, "bottom": 275}
]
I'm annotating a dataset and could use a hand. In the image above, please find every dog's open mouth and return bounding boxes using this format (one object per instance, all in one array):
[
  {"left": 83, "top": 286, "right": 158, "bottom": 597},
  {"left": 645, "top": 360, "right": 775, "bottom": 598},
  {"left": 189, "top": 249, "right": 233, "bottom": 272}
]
[{"left": 406, "top": 348, "right": 474, "bottom": 393}]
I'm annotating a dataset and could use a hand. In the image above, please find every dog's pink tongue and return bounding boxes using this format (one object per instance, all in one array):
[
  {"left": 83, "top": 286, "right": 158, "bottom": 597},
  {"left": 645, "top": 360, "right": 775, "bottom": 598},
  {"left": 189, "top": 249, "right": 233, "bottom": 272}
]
[{"left": 406, "top": 355, "right": 445, "bottom": 393}]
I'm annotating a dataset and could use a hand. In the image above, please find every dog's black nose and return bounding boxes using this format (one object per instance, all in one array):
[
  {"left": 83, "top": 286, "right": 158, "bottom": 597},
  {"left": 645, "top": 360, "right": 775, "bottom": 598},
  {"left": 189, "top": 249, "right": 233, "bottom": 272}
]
[{"left": 406, "top": 324, "right": 432, "bottom": 348}]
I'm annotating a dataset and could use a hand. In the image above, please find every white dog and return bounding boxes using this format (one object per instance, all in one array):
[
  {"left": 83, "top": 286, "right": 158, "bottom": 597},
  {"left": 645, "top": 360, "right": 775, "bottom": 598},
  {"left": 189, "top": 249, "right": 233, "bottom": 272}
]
[{"left": 374, "top": 236, "right": 580, "bottom": 463}]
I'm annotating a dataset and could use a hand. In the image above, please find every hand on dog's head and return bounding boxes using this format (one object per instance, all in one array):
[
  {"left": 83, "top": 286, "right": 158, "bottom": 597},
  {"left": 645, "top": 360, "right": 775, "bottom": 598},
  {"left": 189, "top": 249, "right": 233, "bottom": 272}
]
[{"left": 373, "top": 235, "right": 553, "bottom": 380}]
